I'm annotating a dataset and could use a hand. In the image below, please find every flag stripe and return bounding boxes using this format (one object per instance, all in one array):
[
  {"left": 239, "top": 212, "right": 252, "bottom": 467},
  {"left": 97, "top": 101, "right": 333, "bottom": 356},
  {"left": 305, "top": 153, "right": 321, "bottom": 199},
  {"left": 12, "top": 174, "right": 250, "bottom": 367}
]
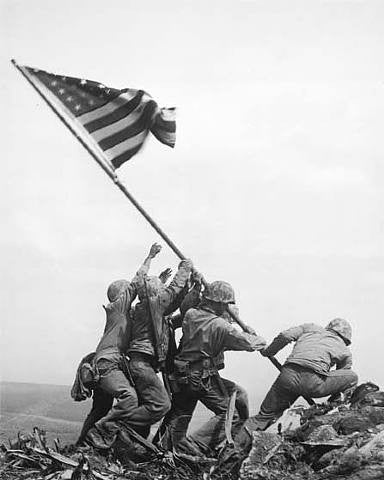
[
  {"left": 91, "top": 102, "right": 145, "bottom": 142},
  {"left": 151, "top": 127, "right": 175, "bottom": 147},
  {"left": 152, "top": 115, "right": 177, "bottom": 133},
  {"left": 111, "top": 144, "right": 143, "bottom": 169},
  {"left": 104, "top": 130, "right": 148, "bottom": 161},
  {"left": 77, "top": 89, "right": 138, "bottom": 125},
  {"left": 98, "top": 101, "right": 156, "bottom": 151},
  {"left": 84, "top": 91, "right": 146, "bottom": 133},
  {"left": 77, "top": 96, "right": 128, "bottom": 124},
  {"left": 91, "top": 100, "right": 150, "bottom": 142}
]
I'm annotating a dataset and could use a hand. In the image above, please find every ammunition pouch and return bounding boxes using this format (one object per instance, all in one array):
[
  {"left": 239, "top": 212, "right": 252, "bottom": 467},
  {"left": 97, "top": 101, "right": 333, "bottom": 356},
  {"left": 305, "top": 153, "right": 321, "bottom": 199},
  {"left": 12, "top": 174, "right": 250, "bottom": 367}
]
[
  {"left": 173, "top": 359, "right": 190, "bottom": 385},
  {"left": 172, "top": 357, "right": 220, "bottom": 392},
  {"left": 79, "top": 361, "right": 99, "bottom": 388}
]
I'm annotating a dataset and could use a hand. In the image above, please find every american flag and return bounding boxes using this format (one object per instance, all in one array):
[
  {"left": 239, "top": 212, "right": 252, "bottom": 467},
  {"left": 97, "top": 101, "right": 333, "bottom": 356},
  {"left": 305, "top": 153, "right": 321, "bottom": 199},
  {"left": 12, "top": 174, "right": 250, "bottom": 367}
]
[{"left": 19, "top": 65, "right": 176, "bottom": 169}]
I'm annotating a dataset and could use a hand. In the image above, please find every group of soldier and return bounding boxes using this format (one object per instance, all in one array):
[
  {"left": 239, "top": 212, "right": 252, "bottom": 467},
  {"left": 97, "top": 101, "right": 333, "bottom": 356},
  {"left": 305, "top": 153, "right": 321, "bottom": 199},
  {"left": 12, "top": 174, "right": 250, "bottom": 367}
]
[{"left": 71, "top": 243, "right": 358, "bottom": 459}]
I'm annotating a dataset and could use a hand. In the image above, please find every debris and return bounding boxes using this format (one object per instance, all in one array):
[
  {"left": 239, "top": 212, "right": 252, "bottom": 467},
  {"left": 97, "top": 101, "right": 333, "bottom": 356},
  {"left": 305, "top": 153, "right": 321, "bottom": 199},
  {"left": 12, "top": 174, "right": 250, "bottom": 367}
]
[
  {"left": 359, "top": 428, "right": 384, "bottom": 458},
  {"left": 265, "top": 406, "right": 303, "bottom": 434},
  {"left": 1, "top": 383, "right": 384, "bottom": 480},
  {"left": 350, "top": 382, "right": 380, "bottom": 406},
  {"left": 301, "top": 424, "right": 346, "bottom": 447}
]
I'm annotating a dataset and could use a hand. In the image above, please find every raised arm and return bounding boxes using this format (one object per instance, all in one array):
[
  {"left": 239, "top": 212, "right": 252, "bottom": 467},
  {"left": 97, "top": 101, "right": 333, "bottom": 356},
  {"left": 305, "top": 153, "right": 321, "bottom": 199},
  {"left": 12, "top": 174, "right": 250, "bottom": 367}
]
[
  {"left": 136, "top": 243, "right": 162, "bottom": 277},
  {"left": 160, "top": 259, "right": 193, "bottom": 310}
]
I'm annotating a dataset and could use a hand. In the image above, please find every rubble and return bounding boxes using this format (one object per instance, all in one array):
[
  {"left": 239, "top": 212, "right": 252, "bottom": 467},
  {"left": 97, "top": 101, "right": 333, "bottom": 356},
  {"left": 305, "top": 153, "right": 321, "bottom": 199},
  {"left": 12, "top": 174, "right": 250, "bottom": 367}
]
[
  {"left": 1, "top": 382, "right": 384, "bottom": 480},
  {"left": 238, "top": 382, "right": 384, "bottom": 480}
]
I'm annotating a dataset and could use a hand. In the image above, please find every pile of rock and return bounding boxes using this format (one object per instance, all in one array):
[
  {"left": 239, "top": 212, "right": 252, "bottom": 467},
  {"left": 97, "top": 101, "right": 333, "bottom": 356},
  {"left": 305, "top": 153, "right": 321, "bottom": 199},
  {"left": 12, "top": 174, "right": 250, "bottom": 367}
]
[{"left": 240, "top": 383, "right": 384, "bottom": 480}]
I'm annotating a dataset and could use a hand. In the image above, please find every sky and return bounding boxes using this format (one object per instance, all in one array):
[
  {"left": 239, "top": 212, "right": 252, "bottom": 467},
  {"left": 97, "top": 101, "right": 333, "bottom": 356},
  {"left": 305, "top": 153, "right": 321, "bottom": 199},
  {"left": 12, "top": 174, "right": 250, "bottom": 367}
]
[{"left": 1, "top": 0, "right": 383, "bottom": 413}]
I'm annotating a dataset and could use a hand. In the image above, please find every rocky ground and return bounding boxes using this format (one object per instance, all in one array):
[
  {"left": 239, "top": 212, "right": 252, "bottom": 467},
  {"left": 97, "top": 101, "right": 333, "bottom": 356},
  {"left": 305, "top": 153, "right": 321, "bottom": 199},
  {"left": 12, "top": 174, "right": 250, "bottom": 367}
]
[{"left": 1, "top": 382, "right": 384, "bottom": 480}]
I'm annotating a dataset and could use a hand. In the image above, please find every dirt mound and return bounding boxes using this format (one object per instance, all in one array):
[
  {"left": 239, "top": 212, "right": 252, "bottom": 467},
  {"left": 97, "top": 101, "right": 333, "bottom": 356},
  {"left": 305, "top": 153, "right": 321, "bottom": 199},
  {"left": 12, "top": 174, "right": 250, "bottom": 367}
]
[
  {"left": 1, "top": 382, "right": 383, "bottom": 480},
  {"left": 238, "top": 382, "right": 384, "bottom": 480}
]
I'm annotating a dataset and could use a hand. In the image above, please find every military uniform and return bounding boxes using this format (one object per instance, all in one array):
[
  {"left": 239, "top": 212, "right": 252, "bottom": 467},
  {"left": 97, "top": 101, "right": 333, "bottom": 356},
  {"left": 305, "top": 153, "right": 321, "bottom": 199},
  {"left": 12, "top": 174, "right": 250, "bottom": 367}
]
[
  {"left": 159, "top": 305, "right": 266, "bottom": 453},
  {"left": 234, "top": 320, "right": 358, "bottom": 452},
  {"left": 125, "top": 260, "right": 192, "bottom": 437},
  {"left": 84, "top": 257, "right": 157, "bottom": 449}
]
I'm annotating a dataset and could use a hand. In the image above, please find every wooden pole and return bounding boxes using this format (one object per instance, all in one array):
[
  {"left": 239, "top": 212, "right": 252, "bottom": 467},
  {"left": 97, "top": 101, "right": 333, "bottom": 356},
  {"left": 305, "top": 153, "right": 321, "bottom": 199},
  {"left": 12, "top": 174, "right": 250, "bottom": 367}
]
[{"left": 12, "top": 59, "right": 297, "bottom": 383}]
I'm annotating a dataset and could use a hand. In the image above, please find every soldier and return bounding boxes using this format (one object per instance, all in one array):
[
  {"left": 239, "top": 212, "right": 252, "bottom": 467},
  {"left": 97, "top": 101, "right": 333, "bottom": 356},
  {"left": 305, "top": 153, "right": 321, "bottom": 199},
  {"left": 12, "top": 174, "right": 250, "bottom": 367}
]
[
  {"left": 84, "top": 243, "right": 162, "bottom": 449},
  {"left": 124, "top": 258, "right": 193, "bottom": 438},
  {"left": 233, "top": 318, "right": 358, "bottom": 454},
  {"left": 74, "top": 266, "right": 174, "bottom": 445},
  {"left": 159, "top": 280, "right": 266, "bottom": 455}
]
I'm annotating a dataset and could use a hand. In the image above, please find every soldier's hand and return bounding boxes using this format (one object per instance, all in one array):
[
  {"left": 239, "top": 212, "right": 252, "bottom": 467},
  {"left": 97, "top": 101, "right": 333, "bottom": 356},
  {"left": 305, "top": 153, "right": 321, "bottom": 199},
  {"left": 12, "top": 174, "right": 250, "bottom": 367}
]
[
  {"left": 149, "top": 243, "right": 162, "bottom": 258},
  {"left": 244, "top": 325, "right": 257, "bottom": 335},
  {"left": 159, "top": 268, "right": 172, "bottom": 283}
]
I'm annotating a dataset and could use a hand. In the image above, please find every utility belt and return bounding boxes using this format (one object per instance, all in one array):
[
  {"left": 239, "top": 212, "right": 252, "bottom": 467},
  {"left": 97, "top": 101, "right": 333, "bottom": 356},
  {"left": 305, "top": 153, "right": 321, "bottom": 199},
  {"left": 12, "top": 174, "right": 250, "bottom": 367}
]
[
  {"left": 168, "top": 357, "right": 222, "bottom": 393},
  {"left": 81, "top": 353, "right": 135, "bottom": 388}
]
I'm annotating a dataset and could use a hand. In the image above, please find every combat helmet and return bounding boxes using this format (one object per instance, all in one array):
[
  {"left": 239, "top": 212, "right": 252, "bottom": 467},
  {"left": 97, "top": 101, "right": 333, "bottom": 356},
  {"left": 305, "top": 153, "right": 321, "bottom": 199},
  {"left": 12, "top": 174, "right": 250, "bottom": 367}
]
[
  {"left": 203, "top": 281, "right": 236, "bottom": 304},
  {"left": 107, "top": 279, "right": 131, "bottom": 302},
  {"left": 326, "top": 318, "right": 352, "bottom": 345}
]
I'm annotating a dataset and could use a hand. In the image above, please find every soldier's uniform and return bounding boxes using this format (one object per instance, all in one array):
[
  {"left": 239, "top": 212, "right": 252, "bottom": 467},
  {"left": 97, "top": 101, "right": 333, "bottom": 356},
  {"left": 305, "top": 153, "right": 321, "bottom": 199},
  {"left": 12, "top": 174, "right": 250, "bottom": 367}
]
[
  {"left": 125, "top": 259, "right": 193, "bottom": 437},
  {"left": 84, "top": 246, "right": 161, "bottom": 449},
  {"left": 234, "top": 318, "right": 358, "bottom": 453},
  {"left": 159, "top": 282, "right": 266, "bottom": 454}
]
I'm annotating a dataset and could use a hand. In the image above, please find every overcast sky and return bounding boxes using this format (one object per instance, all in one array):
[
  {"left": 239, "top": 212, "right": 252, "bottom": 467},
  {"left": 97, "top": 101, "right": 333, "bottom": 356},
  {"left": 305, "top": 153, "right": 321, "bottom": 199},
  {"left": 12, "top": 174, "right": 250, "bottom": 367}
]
[{"left": 1, "top": 0, "right": 383, "bottom": 411}]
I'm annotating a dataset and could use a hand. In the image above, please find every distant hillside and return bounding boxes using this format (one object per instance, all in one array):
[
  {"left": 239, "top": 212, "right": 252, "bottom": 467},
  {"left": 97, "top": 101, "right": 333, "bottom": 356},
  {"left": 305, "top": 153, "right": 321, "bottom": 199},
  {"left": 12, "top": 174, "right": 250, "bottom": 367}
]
[
  {"left": 0, "top": 381, "right": 211, "bottom": 445},
  {"left": 0, "top": 382, "right": 91, "bottom": 444},
  {"left": 1, "top": 382, "right": 89, "bottom": 422}
]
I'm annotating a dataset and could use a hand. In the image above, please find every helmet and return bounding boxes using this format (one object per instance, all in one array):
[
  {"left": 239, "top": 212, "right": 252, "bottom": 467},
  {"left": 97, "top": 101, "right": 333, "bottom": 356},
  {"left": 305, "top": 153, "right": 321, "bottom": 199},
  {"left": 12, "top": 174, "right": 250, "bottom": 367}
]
[
  {"left": 326, "top": 318, "right": 352, "bottom": 345},
  {"left": 107, "top": 279, "right": 131, "bottom": 302},
  {"left": 203, "top": 281, "right": 235, "bottom": 304},
  {"left": 137, "top": 276, "right": 166, "bottom": 300}
]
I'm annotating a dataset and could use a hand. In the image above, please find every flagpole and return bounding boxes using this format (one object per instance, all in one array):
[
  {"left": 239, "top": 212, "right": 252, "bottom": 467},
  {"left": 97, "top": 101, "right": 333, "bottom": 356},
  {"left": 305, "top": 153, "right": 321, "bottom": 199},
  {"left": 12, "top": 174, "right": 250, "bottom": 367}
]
[
  {"left": 12, "top": 60, "right": 291, "bottom": 380},
  {"left": 11, "top": 59, "right": 186, "bottom": 261}
]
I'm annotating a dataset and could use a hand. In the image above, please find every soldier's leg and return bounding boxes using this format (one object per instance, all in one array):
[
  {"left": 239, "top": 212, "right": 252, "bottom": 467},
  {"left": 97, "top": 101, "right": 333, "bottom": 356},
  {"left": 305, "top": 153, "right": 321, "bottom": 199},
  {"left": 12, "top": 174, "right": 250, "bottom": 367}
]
[
  {"left": 85, "top": 361, "right": 138, "bottom": 449},
  {"left": 127, "top": 354, "right": 171, "bottom": 434},
  {"left": 158, "top": 388, "right": 198, "bottom": 450},
  {"left": 77, "top": 387, "right": 114, "bottom": 444},
  {"left": 185, "top": 376, "right": 238, "bottom": 454},
  {"left": 307, "top": 369, "right": 358, "bottom": 398},
  {"left": 234, "top": 367, "right": 300, "bottom": 453}
]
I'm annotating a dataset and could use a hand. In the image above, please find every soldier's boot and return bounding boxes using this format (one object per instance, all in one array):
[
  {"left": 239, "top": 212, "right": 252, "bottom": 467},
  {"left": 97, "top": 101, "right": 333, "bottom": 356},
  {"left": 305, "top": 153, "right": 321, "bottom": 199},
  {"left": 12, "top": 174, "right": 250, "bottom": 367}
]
[{"left": 85, "top": 422, "right": 117, "bottom": 450}]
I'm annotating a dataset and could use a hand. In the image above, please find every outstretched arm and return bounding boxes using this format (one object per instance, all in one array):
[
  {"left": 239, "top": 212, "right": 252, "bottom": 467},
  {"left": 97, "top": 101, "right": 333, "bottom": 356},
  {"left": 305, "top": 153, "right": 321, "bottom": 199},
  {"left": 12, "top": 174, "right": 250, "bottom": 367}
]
[
  {"left": 261, "top": 322, "right": 320, "bottom": 357},
  {"left": 136, "top": 243, "right": 162, "bottom": 277}
]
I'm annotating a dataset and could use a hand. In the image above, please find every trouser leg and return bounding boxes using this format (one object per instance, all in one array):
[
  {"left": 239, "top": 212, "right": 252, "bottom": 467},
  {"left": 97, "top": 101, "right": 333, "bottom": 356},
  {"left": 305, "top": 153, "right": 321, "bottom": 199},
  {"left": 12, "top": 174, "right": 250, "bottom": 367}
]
[
  {"left": 187, "top": 376, "right": 240, "bottom": 454},
  {"left": 77, "top": 387, "right": 114, "bottom": 444},
  {"left": 307, "top": 369, "right": 358, "bottom": 398},
  {"left": 234, "top": 368, "right": 300, "bottom": 453},
  {"left": 126, "top": 355, "right": 171, "bottom": 434},
  {"left": 158, "top": 389, "right": 198, "bottom": 449},
  {"left": 85, "top": 361, "right": 138, "bottom": 449}
]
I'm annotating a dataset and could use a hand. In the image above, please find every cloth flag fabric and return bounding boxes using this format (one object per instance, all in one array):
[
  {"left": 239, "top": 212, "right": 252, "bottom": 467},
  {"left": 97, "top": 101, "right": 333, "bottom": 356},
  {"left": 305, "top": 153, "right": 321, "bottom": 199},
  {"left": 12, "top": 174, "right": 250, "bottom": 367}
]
[{"left": 19, "top": 65, "right": 176, "bottom": 169}]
